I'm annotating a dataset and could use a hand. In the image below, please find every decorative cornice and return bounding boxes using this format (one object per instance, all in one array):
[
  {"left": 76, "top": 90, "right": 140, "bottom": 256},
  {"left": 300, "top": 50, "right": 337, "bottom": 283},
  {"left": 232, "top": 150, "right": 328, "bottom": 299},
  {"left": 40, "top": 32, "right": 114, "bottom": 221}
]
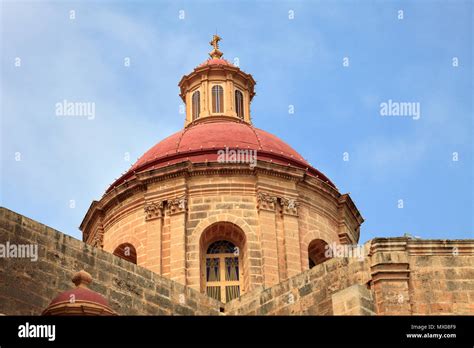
[
  {"left": 298, "top": 174, "right": 340, "bottom": 200},
  {"left": 138, "top": 162, "right": 305, "bottom": 189},
  {"left": 370, "top": 262, "right": 410, "bottom": 284},
  {"left": 338, "top": 194, "right": 364, "bottom": 225},
  {"left": 335, "top": 193, "right": 364, "bottom": 244},
  {"left": 369, "top": 237, "right": 474, "bottom": 256},
  {"left": 178, "top": 63, "right": 256, "bottom": 103},
  {"left": 102, "top": 197, "right": 145, "bottom": 230},
  {"left": 81, "top": 160, "right": 344, "bottom": 240}
]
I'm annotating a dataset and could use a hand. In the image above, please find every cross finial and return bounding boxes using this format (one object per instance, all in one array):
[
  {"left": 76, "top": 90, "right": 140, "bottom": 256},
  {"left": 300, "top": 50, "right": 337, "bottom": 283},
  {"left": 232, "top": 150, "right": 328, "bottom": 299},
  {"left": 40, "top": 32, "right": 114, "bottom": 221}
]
[
  {"left": 210, "top": 34, "right": 221, "bottom": 50},
  {"left": 209, "top": 34, "right": 223, "bottom": 59}
]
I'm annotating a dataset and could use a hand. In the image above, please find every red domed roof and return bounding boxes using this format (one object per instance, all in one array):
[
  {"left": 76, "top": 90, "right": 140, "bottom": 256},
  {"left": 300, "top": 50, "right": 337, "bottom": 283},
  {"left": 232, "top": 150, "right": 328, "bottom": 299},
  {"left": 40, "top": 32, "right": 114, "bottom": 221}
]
[
  {"left": 48, "top": 286, "right": 110, "bottom": 307},
  {"left": 199, "top": 58, "right": 234, "bottom": 67},
  {"left": 42, "top": 270, "right": 116, "bottom": 316},
  {"left": 108, "top": 120, "right": 335, "bottom": 192}
]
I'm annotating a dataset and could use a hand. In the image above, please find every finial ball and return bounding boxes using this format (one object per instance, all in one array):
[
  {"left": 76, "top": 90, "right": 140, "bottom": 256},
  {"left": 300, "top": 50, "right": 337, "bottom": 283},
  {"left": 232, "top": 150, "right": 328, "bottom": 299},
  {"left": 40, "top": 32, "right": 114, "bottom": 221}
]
[{"left": 72, "top": 270, "right": 93, "bottom": 287}]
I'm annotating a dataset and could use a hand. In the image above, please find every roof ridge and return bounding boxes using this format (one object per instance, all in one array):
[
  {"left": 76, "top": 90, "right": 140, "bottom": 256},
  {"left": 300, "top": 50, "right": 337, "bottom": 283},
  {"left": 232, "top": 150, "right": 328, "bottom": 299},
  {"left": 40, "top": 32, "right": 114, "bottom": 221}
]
[
  {"left": 174, "top": 126, "right": 189, "bottom": 153},
  {"left": 248, "top": 124, "right": 263, "bottom": 150}
]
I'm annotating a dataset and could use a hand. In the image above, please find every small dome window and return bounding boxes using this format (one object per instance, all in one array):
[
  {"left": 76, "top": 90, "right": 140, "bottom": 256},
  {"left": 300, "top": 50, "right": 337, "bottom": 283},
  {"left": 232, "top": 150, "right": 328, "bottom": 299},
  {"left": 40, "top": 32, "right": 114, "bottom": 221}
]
[
  {"left": 212, "top": 85, "right": 224, "bottom": 113},
  {"left": 235, "top": 90, "right": 244, "bottom": 119},
  {"left": 192, "top": 90, "right": 200, "bottom": 120}
]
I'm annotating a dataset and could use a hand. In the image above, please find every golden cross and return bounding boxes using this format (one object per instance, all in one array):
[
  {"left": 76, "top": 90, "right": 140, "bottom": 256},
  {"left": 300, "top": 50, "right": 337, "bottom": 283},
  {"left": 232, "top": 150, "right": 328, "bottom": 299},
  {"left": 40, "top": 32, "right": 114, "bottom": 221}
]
[{"left": 210, "top": 35, "right": 221, "bottom": 50}]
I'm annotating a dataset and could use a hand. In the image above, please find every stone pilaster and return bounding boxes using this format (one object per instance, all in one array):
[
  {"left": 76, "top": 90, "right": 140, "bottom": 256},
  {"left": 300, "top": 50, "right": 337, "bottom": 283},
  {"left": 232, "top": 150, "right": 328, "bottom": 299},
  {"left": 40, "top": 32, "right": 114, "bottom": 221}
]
[
  {"left": 369, "top": 239, "right": 411, "bottom": 315},
  {"left": 280, "top": 197, "right": 302, "bottom": 278},
  {"left": 168, "top": 196, "right": 188, "bottom": 285},
  {"left": 257, "top": 192, "right": 280, "bottom": 287},
  {"left": 144, "top": 201, "right": 164, "bottom": 274}
]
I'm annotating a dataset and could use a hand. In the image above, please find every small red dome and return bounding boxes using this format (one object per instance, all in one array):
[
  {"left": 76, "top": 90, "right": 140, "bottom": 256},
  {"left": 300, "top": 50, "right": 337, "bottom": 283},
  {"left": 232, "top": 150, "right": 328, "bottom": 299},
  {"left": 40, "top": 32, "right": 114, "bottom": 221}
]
[
  {"left": 108, "top": 120, "right": 335, "bottom": 192},
  {"left": 48, "top": 287, "right": 109, "bottom": 307},
  {"left": 199, "top": 58, "right": 234, "bottom": 67},
  {"left": 42, "top": 270, "right": 116, "bottom": 316}
]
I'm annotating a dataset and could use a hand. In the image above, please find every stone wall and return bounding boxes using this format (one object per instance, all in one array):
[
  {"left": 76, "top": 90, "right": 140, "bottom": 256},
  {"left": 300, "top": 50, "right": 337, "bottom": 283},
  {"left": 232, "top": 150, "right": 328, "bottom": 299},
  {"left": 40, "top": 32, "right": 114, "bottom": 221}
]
[
  {"left": 1, "top": 207, "right": 472, "bottom": 316},
  {"left": 0, "top": 207, "right": 222, "bottom": 315},
  {"left": 224, "top": 254, "right": 372, "bottom": 315},
  {"left": 369, "top": 238, "right": 474, "bottom": 315},
  {"left": 225, "top": 238, "right": 474, "bottom": 315}
]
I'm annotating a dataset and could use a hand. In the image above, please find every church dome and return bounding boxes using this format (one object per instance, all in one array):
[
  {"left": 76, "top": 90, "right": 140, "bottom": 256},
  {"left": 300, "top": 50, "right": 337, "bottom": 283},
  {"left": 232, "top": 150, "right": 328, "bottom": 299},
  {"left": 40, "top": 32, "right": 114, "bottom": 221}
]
[
  {"left": 80, "top": 36, "right": 363, "bottom": 298},
  {"left": 42, "top": 270, "right": 116, "bottom": 316},
  {"left": 107, "top": 119, "right": 335, "bottom": 192}
]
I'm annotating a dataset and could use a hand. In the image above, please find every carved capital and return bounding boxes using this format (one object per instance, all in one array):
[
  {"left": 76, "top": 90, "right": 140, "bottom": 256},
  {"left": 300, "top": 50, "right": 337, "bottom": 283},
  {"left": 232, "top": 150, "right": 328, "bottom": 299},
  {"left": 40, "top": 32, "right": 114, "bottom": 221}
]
[
  {"left": 281, "top": 197, "right": 299, "bottom": 216},
  {"left": 144, "top": 201, "right": 164, "bottom": 220},
  {"left": 257, "top": 192, "right": 277, "bottom": 212},
  {"left": 168, "top": 196, "right": 188, "bottom": 215},
  {"left": 92, "top": 227, "right": 104, "bottom": 248}
]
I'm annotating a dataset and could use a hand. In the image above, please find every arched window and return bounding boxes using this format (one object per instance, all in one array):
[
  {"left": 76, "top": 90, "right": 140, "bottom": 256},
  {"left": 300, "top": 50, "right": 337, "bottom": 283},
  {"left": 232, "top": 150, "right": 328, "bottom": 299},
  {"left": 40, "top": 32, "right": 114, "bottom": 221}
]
[
  {"left": 212, "top": 85, "right": 224, "bottom": 113},
  {"left": 308, "top": 239, "right": 330, "bottom": 269},
  {"left": 235, "top": 90, "right": 244, "bottom": 119},
  {"left": 192, "top": 90, "right": 200, "bottom": 120},
  {"left": 113, "top": 243, "right": 137, "bottom": 264},
  {"left": 204, "top": 240, "right": 241, "bottom": 302},
  {"left": 200, "top": 222, "right": 247, "bottom": 303}
]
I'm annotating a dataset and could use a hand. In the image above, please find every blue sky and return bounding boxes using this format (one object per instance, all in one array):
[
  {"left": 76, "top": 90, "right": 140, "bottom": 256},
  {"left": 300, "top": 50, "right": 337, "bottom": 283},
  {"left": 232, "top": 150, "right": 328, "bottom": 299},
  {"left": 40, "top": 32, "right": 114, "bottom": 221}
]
[{"left": 1, "top": 0, "right": 472, "bottom": 243}]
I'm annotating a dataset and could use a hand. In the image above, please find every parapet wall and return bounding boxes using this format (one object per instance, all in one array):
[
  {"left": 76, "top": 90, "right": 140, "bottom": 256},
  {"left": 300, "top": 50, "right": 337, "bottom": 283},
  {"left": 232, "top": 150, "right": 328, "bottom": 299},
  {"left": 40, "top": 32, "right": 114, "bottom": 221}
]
[
  {"left": 1, "top": 207, "right": 472, "bottom": 315},
  {"left": 0, "top": 207, "right": 222, "bottom": 315},
  {"left": 224, "top": 250, "right": 374, "bottom": 315},
  {"left": 225, "top": 238, "right": 474, "bottom": 315}
]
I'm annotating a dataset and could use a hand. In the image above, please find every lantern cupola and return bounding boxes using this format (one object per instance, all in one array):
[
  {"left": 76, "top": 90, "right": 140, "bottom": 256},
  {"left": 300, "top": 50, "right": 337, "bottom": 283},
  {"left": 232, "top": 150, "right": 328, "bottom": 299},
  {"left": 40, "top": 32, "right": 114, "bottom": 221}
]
[{"left": 178, "top": 35, "right": 256, "bottom": 127}]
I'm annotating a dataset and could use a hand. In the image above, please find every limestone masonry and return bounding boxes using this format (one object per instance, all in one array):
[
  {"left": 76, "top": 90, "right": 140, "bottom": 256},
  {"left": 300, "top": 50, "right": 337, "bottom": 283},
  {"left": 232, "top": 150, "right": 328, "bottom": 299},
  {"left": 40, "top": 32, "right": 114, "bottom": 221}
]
[
  {"left": 1, "top": 207, "right": 473, "bottom": 315},
  {"left": 1, "top": 36, "right": 473, "bottom": 315}
]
